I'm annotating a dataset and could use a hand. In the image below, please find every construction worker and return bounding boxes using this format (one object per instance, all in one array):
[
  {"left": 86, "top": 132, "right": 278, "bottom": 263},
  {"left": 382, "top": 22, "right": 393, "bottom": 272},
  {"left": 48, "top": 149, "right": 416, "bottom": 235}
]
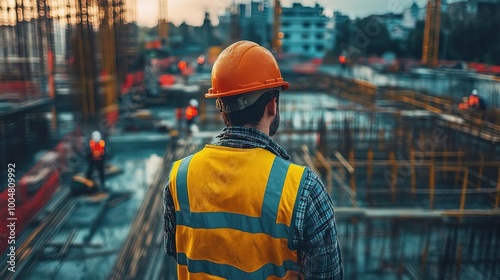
[
  {"left": 468, "top": 89, "right": 480, "bottom": 110},
  {"left": 185, "top": 98, "right": 199, "bottom": 135},
  {"left": 468, "top": 89, "right": 487, "bottom": 117},
  {"left": 458, "top": 97, "right": 469, "bottom": 110},
  {"left": 86, "top": 131, "right": 106, "bottom": 189},
  {"left": 163, "top": 41, "right": 343, "bottom": 279}
]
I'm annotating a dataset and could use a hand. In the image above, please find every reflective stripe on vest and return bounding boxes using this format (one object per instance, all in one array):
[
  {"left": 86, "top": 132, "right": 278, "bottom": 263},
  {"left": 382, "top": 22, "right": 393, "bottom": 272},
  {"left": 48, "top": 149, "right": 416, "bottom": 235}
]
[{"left": 169, "top": 145, "right": 306, "bottom": 279}]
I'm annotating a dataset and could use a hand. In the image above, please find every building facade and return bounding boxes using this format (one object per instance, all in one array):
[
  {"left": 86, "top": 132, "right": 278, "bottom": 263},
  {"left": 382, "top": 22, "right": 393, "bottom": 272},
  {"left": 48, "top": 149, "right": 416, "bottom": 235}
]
[
  {"left": 280, "top": 3, "right": 333, "bottom": 58},
  {"left": 448, "top": 0, "right": 500, "bottom": 22}
]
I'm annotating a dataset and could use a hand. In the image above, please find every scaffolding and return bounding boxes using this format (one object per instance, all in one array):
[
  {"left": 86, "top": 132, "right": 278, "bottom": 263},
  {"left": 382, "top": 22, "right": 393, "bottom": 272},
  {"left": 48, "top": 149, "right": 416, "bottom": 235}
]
[
  {"left": 0, "top": 0, "right": 132, "bottom": 123},
  {"left": 277, "top": 74, "right": 500, "bottom": 279},
  {"left": 197, "top": 72, "right": 500, "bottom": 279}
]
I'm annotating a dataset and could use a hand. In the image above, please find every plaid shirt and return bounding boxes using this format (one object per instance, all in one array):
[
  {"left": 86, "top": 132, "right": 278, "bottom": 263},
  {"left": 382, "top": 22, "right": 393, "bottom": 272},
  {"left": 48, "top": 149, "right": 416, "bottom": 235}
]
[{"left": 163, "top": 126, "right": 343, "bottom": 279}]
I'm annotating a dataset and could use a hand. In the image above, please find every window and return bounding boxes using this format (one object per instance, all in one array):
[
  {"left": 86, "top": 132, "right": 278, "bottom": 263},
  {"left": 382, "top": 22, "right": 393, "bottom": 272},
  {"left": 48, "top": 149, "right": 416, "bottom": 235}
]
[
  {"left": 315, "top": 45, "right": 325, "bottom": 52},
  {"left": 316, "top": 22, "right": 325, "bottom": 28},
  {"left": 302, "top": 22, "right": 311, "bottom": 28},
  {"left": 302, "top": 34, "right": 310, "bottom": 39},
  {"left": 303, "top": 45, "right": 310, "bottom": 52},
  {"left": 315, "top": 33, "right": 324, "bottom": 40}
]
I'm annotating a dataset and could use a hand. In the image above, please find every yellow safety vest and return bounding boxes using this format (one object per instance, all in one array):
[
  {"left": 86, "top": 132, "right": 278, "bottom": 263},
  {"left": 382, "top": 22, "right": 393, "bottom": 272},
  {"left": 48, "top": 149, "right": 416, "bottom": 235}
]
[{"left": 169, "top": 145, "right": 306, "bottom": 279}]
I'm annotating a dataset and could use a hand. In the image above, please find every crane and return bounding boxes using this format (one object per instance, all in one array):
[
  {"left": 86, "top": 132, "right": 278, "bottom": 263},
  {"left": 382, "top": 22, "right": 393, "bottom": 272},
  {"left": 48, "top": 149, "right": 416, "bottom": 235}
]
[
  {"left": 422, "top": 0, "right": 441, "bottom": 68},
  {"left": 158, "top": 0, "right": 169, "bottom": 47}
]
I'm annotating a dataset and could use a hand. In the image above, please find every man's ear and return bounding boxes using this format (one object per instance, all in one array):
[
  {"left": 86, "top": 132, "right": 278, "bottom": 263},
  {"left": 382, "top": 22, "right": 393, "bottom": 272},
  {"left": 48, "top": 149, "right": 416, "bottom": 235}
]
[{"left": 266, "top": 97, "right": 277, "bottom": 117}]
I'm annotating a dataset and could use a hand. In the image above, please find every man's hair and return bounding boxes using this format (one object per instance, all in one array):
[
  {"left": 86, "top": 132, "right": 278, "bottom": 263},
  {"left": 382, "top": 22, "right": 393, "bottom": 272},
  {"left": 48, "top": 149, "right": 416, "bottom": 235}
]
[{"left": 221, "top": 90, "right": 279, "bottom": 127}]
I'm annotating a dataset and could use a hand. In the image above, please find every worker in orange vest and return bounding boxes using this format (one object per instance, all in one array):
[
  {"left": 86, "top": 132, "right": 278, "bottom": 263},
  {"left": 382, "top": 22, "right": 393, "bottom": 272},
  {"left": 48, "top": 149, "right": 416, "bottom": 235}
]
[
  {"left": 468, "top": 89, "right": 480, "bottom": 110},
  {"left": 185, "top": 99, "right": 199, "bottom": 135},
  {"left": 458, "top": 97, "right": 469, "bottom": 110},
  {"left": 86, "top": 131, "right": 106, "bottom": 189}
]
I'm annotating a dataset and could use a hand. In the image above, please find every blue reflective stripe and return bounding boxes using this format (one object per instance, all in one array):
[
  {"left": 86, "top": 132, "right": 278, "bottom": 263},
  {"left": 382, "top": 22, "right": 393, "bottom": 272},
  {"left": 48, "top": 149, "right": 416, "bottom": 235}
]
[
  {"left": 177, "top": 253, "right": 299, "bottom": 279},
  {"left": 288, "top": 166, "right": 307, "bottom": 251},
  {"left": 176, "top": 211, "right": 291, "bottom": 239},
  {"left": 177, "top": 154, "right": 194, "bottom": 211},
  {"left": 262, "top": 157, "right": 290, "bottom": 223}
]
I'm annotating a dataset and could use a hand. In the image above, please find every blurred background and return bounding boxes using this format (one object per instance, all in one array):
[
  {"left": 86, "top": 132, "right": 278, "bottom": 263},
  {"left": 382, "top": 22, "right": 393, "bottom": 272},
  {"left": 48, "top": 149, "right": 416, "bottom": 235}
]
[{"left": 1, "top": 0, "right": 499, "bottom": 279}]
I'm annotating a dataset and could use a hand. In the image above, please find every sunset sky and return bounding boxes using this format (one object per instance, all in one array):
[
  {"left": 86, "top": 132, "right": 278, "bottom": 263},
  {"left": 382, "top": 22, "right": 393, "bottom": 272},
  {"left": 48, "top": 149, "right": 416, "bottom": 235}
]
[{"left": 135, "top": 0, "right": 428, "bottom": 27}]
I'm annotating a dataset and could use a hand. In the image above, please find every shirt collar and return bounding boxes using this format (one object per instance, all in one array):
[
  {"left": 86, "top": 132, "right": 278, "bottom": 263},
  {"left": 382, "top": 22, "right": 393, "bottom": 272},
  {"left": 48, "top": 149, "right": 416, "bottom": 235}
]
[{"left": 215, "top": 126, "right": 291, "bottom": 161}]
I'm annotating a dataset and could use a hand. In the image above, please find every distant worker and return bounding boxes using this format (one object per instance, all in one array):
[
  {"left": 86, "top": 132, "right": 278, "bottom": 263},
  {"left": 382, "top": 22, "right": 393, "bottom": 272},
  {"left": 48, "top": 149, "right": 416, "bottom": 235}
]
[
  {"left": 178, "top": 59, "right": 194, "bottom": 83},
  {"left": 339, "top": 52, "right": 348, "bottom": 70},
  {"left": 468, "top": 89, "right": 480, "bottom": 110},
  {"left": 468, "top": 89, "right": 487, "bottom": 113},
  {"left": 185, "top": 99, "right": 199, "bottom": 135},
  {"left": 458, "top": 97, "right": 469, "bottom": 110},
  {"left": 86, "top": 131, "right": 106, "bottom": 189},
  {"left": 163, "top": 40, "right": 343, "bottom": 279},
  {"left": 197, "top": 54, "right": 205, "bottom": 72}
]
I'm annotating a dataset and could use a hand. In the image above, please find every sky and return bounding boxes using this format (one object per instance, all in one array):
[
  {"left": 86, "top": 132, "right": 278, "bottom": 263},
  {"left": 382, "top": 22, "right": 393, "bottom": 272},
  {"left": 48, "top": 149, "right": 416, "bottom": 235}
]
[{"left": 135, "top": 0, "right": 429, "bottom": 27}]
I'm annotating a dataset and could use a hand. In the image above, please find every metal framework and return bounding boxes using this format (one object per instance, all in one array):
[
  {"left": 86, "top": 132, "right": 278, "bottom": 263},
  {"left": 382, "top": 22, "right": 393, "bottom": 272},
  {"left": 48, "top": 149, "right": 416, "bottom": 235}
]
[
  {"left": 422, "top": 0, "right": 441, "bottom": 67},
  {"left": 158, "top": 0, "right": 168, "bottom": 46}
]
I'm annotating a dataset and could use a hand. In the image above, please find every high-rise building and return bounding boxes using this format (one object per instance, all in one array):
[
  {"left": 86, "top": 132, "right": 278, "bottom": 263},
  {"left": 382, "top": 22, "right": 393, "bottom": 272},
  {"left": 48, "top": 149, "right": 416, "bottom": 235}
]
[
  {"left": 280, "top": 3, "right": 333, "bottom": 58},
  {"left": 250, "top": 0, "right": 271, "bottom": 47}
]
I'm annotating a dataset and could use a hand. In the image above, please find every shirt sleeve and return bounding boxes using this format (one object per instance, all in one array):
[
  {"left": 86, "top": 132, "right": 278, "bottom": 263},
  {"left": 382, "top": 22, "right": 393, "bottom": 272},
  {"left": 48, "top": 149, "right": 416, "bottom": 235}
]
[
  {"left": 163, "top": 178, "right": 177, "bottom": 258},
  {"left": 296, "top": 169, "right": 344, "bottom": 279}
]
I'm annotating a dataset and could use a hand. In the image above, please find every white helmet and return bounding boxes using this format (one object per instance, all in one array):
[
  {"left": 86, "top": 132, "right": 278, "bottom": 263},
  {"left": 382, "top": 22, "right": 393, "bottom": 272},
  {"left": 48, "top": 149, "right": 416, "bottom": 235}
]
[
  {"left": 189, "top": 99, "right": 199, "bottom": 107},
  {"left": 91, "top": 131, "right": 102, "bottom": 142},
  {"left": 472, "top": 89, "right": 478, "bottom": 96}
]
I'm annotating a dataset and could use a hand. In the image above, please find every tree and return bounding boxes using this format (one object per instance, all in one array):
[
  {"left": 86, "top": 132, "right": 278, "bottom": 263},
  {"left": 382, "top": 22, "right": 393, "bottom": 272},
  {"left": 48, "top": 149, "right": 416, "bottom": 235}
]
[
  {"left": 332, "top": 16, "right": 400, "bottom": 59},
  {"left": 445, "top": 6, "right": 500, "bottom": 64},
  {"left": 356, "top": 16, "right": 395, "bottom": 56},
  {"left": 405, "top": 20, "right": 424, "bottom": 59}
]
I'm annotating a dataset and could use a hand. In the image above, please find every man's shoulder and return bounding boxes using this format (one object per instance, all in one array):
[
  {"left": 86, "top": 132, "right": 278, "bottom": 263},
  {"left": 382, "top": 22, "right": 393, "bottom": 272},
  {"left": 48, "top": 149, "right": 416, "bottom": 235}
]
[{"left": 172, "top": 153, "right": 197, "bottom": 165}]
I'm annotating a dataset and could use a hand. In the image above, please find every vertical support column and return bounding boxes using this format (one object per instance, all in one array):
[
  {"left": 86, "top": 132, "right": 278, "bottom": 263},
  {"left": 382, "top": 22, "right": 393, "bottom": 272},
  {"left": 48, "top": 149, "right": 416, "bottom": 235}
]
[
  {"left": 495, "top": 167, "right": 500, "bottom": 209},
  {"left": 410, "top": 147, "right": 416, "bottom": 198},
  {"left": 364, "top": 219, "right": 371, "bottom": 271},
  {"left": 349, "top": 148, "right": 356, "bottom": 205},
  {"left": 460, "top": 168, "right": 469, "bottom": 211},
  {"left": 389, "top": 151, "right": 397, "bottom": 202},
  {"left": 158, "top": 0, "right": 168, "bottom": 47},
  {"left": 429, "top": 162, "right": 435, "bottom": 209},
  {"left": 378, "top": 125, "right": 384, "bottom": 151},
  {"left": 36, "top": 0, "right": 49, "bottom": 92},
  {"left": 99, "top": 0, "right": 118, "bottom": 128},
  {"left": 367, "top": 147, "right": 373, "bottom": 193},
  {"left": 15, "top": 0, "right": 31, "bottom": 79},
  {"left": 422, "top": 0, "right": 441, "bottom": 68},
  {"left": 456, "top": 242, "right": 463, "bottom": 279},
  {"left": 455, "top": 148, "right": 462, "bottom": 187},
  {"left": 477, "top": 153, "right": 484, "bottom": 189},
  {"left": 0, "top": 0, "right": 10, "bottom": 73},
  {"left": 74, "top": 0, "right": 100, "bottom": 126},
  {"left": 443, "top": 145, "right": 448, "bottom": 180}
]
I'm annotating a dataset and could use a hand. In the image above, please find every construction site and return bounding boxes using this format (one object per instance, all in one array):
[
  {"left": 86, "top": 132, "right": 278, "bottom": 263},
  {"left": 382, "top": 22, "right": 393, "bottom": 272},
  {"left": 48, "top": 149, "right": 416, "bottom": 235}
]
[{"left": 1, "top": 0, "right": 500, "bottom": 279}]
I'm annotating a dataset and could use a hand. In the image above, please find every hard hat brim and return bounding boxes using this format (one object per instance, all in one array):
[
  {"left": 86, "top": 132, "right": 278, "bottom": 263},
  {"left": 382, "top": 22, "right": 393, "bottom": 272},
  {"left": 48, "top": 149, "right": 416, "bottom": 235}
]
[{"left": 205, "top": 80, "right": 289, "bottom": 99}]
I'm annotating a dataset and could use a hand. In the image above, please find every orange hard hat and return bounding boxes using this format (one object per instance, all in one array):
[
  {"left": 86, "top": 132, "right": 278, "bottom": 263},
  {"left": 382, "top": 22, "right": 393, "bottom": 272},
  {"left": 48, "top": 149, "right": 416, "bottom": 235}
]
[{"left": 205, "top": 40, "right": 289, "bottom": 99}]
